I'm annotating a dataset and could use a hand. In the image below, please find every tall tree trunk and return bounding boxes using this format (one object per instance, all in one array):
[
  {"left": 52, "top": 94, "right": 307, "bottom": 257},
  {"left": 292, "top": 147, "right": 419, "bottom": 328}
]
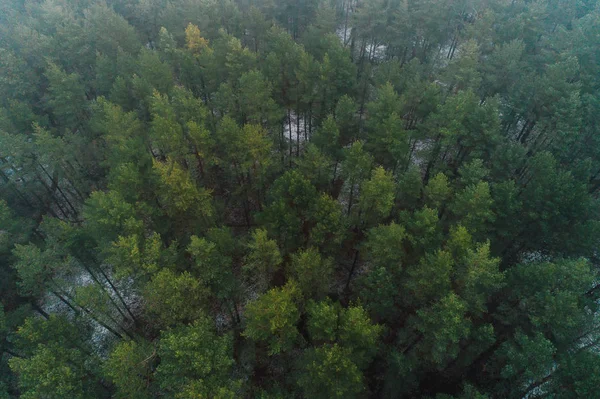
[
  {"left": 423, "top": 134, "right": 442, "bottom": 184},
  {"left": 288, "top": 110, "right": 293, "bottom": 167},
  {"left": 36, "top": 170, "right": 70, "bottom": 219},
  {"left": 94, "top": 263, "right": 138, "bottom": 324},
  {"left": 308, "top": 106, "right": 313, "bottom": 137},
  {"left": 332, "top": 161, "right": 338, "bottom": 188},
  {"left": 405, "top": 138, "right": 418, "bottom": 171},
  {"left": 281, "top": 123, "right": 285, "bottom": 165},
  {"left": 296, "top": 107, "right": 301, "bottom": 157},
  {"left": 343, "top": 0, "right": 350, "bottom": 46},
  {"left": 0, "top": 166, "right": 35, "bottom": 209},
  {"left": 32, "top": 303, "right": 50, "bottom": 319},
  {"left": 345, "top": 249, "right": 360, "bottom": 290},
  {"left": 347, "top": 180, "right": 355, "bottom": 216},
  {"left": 38, "top": 163, "right": 78, "bottom": 217}
]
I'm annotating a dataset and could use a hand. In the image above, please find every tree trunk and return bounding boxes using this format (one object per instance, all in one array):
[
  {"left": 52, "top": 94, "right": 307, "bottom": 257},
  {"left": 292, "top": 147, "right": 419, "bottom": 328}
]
[
  {"left": 347, "top": 180, "right": 355, "bottom": 216},
  {"left": 296, "top": 107, "right": 301, "bottom": 157},
  {"left": 94, "top": 263, "right": 138, "bottom": 324},
  {"left": 343, "top": 0, "right": 350, "bottom": 46},
  {"left": 288, "top": 109, "right": 293, "bottom": 167},
  {"left": 32, "top": 303, "right": 50, "bottom": 319},
  {"left": 345, "top": 249, "right": 360, "bottom": 290}
]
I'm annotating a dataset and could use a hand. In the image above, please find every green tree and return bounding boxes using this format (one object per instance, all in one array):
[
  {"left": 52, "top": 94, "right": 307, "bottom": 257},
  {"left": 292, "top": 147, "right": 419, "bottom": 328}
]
[
  {"left": 9, "top": 315, "right": 105, "bottom": 399},
  {"left": 423, "top": 172, "right": 452, "bottom": 211},
  {"left": 365, "top": 83, "right": 409, "bottom": 168},
  {"left": 44, "top": 63, "right": 87, "bottom": 130},
  {"left": 306, "top": 299, "right": 382, "bottom": 366},
  {"left": 152, "top": 159, "right": 214, "bottom": 228},
  {"left": 260, "top": 170, "right": 318, "bottom": 251},
  {"left": 289, "top": 247, "right": 333, "bottom": 299},
  {"left": 244, "top": 281, "right": 301, "bottom": 355},
  {"left": 341, "top": 140, "right": 373, "bottom": 216},
  {"left": 156, "top": 317, "right": 236, "bottom": 397},
  {"left": 312, "top": 114, "right": 340, "bottom": 160},
  {"left": 144, "top": 269, "right": 210, "bottom": 327},
  {"left": 297, "top": 344, "right": 365, "bottom": 399},
  {"left": 494, "top": 331, "right": 556, "bottom": 398},
  {"left": 104, "top": 339, "right": 155, "bottom": 399},
  {"left": 411, "top": 293, "right": 471, "bottom": 366},
  {"left": 454, "top": 241, "right": 504, "bottom": 315},
  {"left": 308, "top": 193, "right": 346, "bottom": 250},
  {"left": 405, "top": 249, "right": 453, "bottom": 307},
  {"left": 358, "top": 166, "right": 396, "bottom": 225},
  {"left": 10, "top": 345, "right": 97, "bottom": 399},
  {"left": 450, "top": 181, "right": 495, "bottom": 238},
  {"left": 364, "top": 222, "right": 407, "bottom": 270},
  {"left": 187, "top": 236, "right": 235, "bottom": 301},
  {"left": 499, "top": 258, "right": 595, "bottom": 344},
  {"left": 243, "top": 228, "right": 282, "bottom": 292}
]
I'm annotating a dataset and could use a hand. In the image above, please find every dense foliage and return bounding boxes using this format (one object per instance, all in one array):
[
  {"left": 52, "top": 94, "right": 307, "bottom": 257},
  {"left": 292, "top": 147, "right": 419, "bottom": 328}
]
[{"left": 1, "top": 0, "right": 600, "bottom": 397}]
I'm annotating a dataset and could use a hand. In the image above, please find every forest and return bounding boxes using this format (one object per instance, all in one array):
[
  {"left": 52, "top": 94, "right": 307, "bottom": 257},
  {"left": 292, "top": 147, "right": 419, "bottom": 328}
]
[{"left": 1, "top": 0, "right": 600, "bottom": 397}]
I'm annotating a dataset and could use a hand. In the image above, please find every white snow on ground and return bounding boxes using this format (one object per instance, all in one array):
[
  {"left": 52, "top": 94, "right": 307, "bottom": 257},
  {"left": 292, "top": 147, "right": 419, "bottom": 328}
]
[
  {"left": 336, "top": 26, "right": 353, "bottom": 46},
  {"left": 365, "top": 43, "right": 387, "bottom": 61},
  {"left": 282, "top": 111, "right": 310, "bottom": 147},
  {"left": 39, "top": 262, "right": 141, "bottom": 355}
]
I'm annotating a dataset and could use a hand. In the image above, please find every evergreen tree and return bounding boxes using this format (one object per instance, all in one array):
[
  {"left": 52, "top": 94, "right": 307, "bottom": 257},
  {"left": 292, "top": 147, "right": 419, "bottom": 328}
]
[{"left": 2, "top": 1, "right": 600, "bottom": 397}]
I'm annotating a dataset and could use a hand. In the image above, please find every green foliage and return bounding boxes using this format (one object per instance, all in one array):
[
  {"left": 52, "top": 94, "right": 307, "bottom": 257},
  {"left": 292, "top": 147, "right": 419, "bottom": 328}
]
[
  {"left": 403, "top": 206, "right": 443, "bottom": 254},
  {"left": 435, "top": 384, "right": 489, "bottom": 399},
  {"left": 312, "top": 114, "right": 340, "bottom": 158},
  {"left": 244, "top": 281, "right": 301, "bottom": 355},
  {"left": 156, "top": 317, "right": 235, "bottom": 397},
  {"left": 498, "top": 331, "right": 555, "bottom": 385},
  {"left": 306, "top": 299, "right": 382, "bottom": 367},
  {"left": 338, "top": 305, "right": 383, "bottom": 367},
  {"left": 450, "top": 181, "right": 495, "bottom": 237},
  {"left": 424, "top": 173, "right": 452, "bottom": 209},
  {"left": 396, "top": 167, "right": 423, "bottom": 209},
  {"left": 11, "top": 243, "right": 55, "bottom": 297},
  {"left": 457, "top": 159, "right": 489, "bottom": 188},
  {"left": 365, "top": 83, "right": 409, "bottom": 168},
  {"left": 187, "top": 236, "right": 234, "bottom": 299},
  {"left": 107, "top": 233, "right": 165, "bottom": 280},
  {"left": 454, "top": 242, "right": 504, "bottom": 314},
  {"left": 9, "top": 316, "right": 102, "bottom": 399},
  {"left": 364, "top": 222, "right": 407, "bottom": 269},
  {"left": 237, "top": 70, "right": 281, "bottom": 125},
  {"left": 136, "top": 48, "right": 173, "bottom": 94},
  {"left": 289, "top": 247, "right": 333, "bottom": 299},
  {"left": 44, "top": 63, "right": 87, "bottom": 129},
  {"left": 244, "top": 228, "right": 282, "bottom": 292},
  {"left": 551, "top": 351, "right": 600, "bottom": 399},
  {"left": 10, "top": 345, "right": 93, "bottom": 399},
  {"left": 413, "top": 293, "right": 471, "bottom": 366},
  {"left": 260, "top": 170, "right": 319, "bottom": 251},
  {"left": 306, "top": 299, "right": 340, "bottom": 343},
  {"left": 3, "top": 1, "right": 600, "bottom": 398},
  {"left": 295, "top": 143, "right": 333, "bottom": 189},
  {"left": 359, "top": 166, "right": 396, "bottom": 224},
  {"left": 405, "top": 250, "right": 453, "bottom": 306},
  {"left": 144, "top": 269, "right": 210, "bottom": 326},
  {"left": 342, "top": 140, "right": 373, "bottom": 184},
  {"left": 500, "top": 259, "right": 596, "bottom": 343},
  {"left": 357, "top": 265, "right": 400, "bottom": 322},
  {"left": 104, "top": 340, "right": 154, "bottom": 399},
  {"left": 153, "top": 159, "right": 214, "bottom": 219},
  {"left": 297, "top": 344, "right": 365, "bottom": 399},
  {"left": 84, "top": 190, "right": 143, "bottom": 244},
  {"left": 308, "top": 193, "right": 345, "bottom": 248}
]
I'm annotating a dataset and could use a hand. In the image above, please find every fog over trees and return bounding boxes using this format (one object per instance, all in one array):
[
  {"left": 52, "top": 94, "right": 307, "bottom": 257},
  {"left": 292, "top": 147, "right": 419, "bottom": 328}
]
[{"left": 1, "top": 0, "right": 600, "bottom": 397}]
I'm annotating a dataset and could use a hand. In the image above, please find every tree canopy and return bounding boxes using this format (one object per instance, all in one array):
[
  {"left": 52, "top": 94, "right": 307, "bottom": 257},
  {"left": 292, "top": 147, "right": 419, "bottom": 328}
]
[{"left": 1, "top": 0, "right": 600, "bottom": 397}]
